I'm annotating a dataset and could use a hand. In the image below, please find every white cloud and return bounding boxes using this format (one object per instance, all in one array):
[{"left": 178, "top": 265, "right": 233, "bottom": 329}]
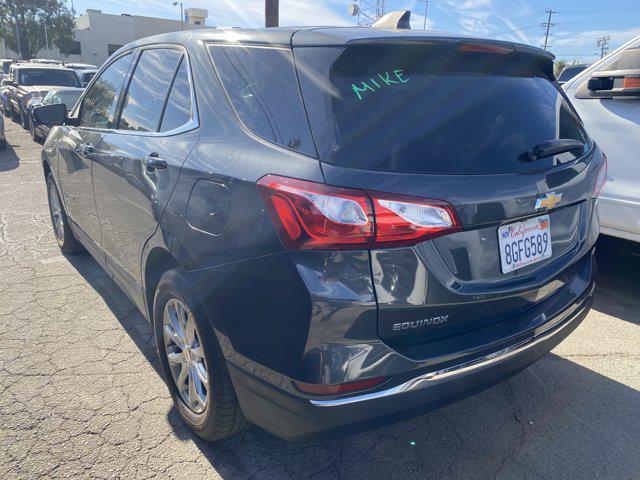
[
  {"left": 450, "top": 0, "right": 491, "bottom": 10},
  {"left": 493, "top": 12, "right": 531, "bottom": 44},
  {"left": 459, "top": 17, "right": 495, "bottom": 34}
]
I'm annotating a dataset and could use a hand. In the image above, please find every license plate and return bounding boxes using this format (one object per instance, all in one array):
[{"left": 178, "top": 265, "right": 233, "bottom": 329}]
[{"left": 498, "top": 215, "right": 552, "bottom": 273}]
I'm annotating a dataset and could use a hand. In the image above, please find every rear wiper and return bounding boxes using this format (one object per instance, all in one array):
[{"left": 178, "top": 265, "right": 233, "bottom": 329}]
[{"left": 525, "top": 139, "right": 585, "bottom": 161}]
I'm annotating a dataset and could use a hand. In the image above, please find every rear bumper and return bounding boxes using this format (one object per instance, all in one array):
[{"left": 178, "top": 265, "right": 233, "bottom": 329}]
[{"left": 228, "top": 281, "right": 594, "bottom": 442}]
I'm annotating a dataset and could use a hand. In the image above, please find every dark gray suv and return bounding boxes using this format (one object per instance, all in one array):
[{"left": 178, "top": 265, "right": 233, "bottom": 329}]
[{"left": 37, "top": 28, "right": 606, "bottom": 442}]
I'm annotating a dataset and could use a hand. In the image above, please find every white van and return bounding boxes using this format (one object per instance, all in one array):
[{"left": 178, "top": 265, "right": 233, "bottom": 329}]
[{"left": 563, "top": 36, "right": 640, "bottom": 242}]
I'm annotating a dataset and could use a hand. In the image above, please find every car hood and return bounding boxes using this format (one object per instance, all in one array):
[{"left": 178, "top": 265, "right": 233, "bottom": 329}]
[{"left": 19, "top": 85, "right": 58, "bottom": 95}]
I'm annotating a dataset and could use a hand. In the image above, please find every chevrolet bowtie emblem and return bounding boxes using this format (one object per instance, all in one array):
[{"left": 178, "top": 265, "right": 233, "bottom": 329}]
[{"left": 535, "top": 192, "right": 563, "bottom": 211}]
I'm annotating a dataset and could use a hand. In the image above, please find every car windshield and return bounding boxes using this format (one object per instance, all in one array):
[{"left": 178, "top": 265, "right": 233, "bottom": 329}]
[
  {"left": 19, "top": 69, "right": 79, "bottom": 87},
  {"left": 296, "top": 43, "right": 591, "bottom": 174},
  {"left": 48, "top": 91, "right": 82, "bottom": 109}
]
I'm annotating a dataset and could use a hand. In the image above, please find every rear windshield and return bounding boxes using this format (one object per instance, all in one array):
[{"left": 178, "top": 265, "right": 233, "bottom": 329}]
[
  {"left": 296, "top": 44, "right": 591, "bottom": 174},
  {"left": 18, "top": 69, "right": 79, "bottom": 87},
  {"left": 558, "top": 66, "right": 586, "bottom": 82}
]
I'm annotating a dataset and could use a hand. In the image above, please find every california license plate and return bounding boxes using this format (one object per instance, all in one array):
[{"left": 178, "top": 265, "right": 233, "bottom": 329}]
[{"left": 498, "top": 215, "right": 552, "bottom": 273}]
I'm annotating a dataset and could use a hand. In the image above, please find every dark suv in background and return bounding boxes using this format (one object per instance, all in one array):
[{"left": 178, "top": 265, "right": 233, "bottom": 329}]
[
  {"left": 36, "top": 28, "right": 605, "bottom": 442},
  {"left": 5, "top": 62, "right": 80, "bottom": 128}
]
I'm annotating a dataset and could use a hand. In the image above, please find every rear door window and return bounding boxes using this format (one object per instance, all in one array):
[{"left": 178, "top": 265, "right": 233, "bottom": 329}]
[
  {"left": 79, "top": 53, "right": 133, "bottom": 129},
  {"left": 159, "top": 59, "right": 193, "bottom": 132},
  {"left": 118, "top": 48, "right": 182, "bottom": 132},
  {"left": 209, "top": 45, "right": 316, "bottom": 157},
  {"left": 296, "top": 44, "right": 591, "bottom": 174}
]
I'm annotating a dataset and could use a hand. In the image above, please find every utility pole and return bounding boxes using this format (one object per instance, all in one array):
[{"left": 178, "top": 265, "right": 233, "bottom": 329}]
[
  {"left": 597, "top": 36, "right": 611, "bottom": 59},
  {"left": 265, "top": 0, "right": 279, "bottom": 27},
  {"left": 352, "top": 0, "right": 385, "bottom": 27},
  {"left": 44, "top": 22, "right": 49, "bottom": 50},
  {"left": 418, "top": 0, "right": 429, "bottom": 30},
  {"left": 172, "top": 2, "right": 183, "bottom": 31},
  {"left": 541, "top": 9, "right": 556, "bottom": 51}
]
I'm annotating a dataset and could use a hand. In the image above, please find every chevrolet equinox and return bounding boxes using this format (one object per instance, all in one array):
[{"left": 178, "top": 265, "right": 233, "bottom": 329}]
[{"left": 36, "top": 28, "right": 606, "bottom": 442}]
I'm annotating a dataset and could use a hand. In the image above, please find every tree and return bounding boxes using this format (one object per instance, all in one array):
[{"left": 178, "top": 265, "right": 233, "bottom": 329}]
[
  {"left": 554, "top": 59, "right": 568, "bottom": 78},
  {"left": 0, "top": 0, "right": 75, "bottom": 59}
]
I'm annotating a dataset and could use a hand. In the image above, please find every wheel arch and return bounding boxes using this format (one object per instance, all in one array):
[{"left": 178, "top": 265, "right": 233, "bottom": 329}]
[{"left": 143, "top": 246, "right": 181, "bottom": 324}]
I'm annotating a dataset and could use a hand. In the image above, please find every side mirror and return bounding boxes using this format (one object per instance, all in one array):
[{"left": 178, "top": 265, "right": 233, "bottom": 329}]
[{"left": 33, "top": 103, "right": 68, "bottom": 127}]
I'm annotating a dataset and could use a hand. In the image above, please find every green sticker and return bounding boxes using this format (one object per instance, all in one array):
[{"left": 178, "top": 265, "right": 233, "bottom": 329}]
[{"left": 351, "top": 69, "right": 410, "bottom": 101}]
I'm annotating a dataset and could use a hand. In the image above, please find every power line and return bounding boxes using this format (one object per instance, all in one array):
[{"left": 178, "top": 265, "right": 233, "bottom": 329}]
[{"left": 541, "top": 9, "right": 556, "bottom": 51}]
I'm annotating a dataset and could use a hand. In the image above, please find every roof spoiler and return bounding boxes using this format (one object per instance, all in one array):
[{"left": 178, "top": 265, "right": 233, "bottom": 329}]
[{"left": 372, "top": 10, "right": 411, "bottom": 30}]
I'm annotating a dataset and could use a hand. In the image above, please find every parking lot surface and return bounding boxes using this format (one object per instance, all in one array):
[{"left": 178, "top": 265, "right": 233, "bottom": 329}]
[{"left": 0, "top": 119, "right": 639, "bottom": 479}]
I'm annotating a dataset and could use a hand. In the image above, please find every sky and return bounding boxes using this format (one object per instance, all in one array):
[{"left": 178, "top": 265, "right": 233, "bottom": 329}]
[{"left": 69, "top": 0, "right": 640, "bottom": 61}]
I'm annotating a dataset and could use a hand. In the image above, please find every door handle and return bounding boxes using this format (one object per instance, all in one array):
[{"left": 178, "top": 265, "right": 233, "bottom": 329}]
[{"left": 142, "top": 154, "right": 167, "bottom": 170}]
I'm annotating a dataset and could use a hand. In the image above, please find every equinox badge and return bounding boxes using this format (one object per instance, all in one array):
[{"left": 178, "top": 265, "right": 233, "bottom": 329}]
[{"left": 535, "top": 192, "right": 562, "bottom": 211}]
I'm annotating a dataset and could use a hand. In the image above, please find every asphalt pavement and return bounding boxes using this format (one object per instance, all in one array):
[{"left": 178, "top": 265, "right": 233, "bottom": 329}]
[{"left": 1, "top": 119, "right": 639, "bottom": 479}]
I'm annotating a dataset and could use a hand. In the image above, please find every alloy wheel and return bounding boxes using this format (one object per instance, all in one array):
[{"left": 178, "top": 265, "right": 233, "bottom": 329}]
[{"left": 163, "top": 298, "right": 209, "bottom": 414}]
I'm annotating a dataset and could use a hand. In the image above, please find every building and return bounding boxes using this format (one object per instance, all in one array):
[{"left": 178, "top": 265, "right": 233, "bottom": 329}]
[
  {"left": 1, "top": 8, "right": 210, "bottom": 66},
  {"left": 72, "top": 8, "right": 210, "bottom": 65}
]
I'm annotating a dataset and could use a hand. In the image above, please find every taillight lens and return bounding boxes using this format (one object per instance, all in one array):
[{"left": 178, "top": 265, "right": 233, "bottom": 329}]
[
  {"left": 258, "top": 175, "right": 461, "bottom": 251},
  {"left": 294, "top": 376, "right": 388, "bottom": 396},
  {"left": 257, "top": 175, "right": 374, "bottom": 250},
  {"left": 371, "top": 193, "right": 462, "bottom": 248},
  {"left": 622, "top": 77, "right": 640, "bottom": 90},
  {"left": 594, "top": 152, "right": 608, "bottom": 197}
]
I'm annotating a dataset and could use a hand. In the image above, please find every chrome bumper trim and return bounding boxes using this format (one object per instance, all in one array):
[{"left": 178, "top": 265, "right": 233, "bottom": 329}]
[{"left": 310, "top": 297, "right": 590, "bottom": 408}]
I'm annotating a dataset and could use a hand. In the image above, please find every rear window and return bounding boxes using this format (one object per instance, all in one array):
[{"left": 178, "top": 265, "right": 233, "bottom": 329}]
[
  {"left": 558, "top": 66, "right": 586, "bottom": 82},
  {"left": 296, "top": 44, "right": 591, "bottom": 174},
  {"left": 18, "top": 69, "right": 79, "bottom": 87},
  {"left": 209, "top": 45, "right": 316, "bottom": 157}
]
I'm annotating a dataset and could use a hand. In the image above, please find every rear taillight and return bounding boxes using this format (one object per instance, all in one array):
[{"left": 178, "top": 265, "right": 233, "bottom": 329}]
[
  {"left": 294, "top": 376, "right": 388, "bottom": 396},
  {"left": 458, "top": 42, "right": 514, "bottom": 55},
  {"left": 257, "top": 175, "right": 461, "bottom": 250},
  {"left": 257, "top": 175, "right": 374, "bottom": 250},
  {"left": 594, "top": 152, "right": 608, "bottom": 197},
  {"left": 622, "top": 77, "right": 640, "bottom": 90},
  {"left": 371, "top": 193, "right": 461, "bottom": 248}
]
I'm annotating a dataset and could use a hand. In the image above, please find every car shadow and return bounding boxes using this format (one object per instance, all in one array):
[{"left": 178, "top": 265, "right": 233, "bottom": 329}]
[
  {"left": 593, "top": 236, "right": 640, "bottom": 325},
  {"left": 63, "top": 244, "right": 640, "bottom": 479},
  {"left": 0, "top": 142, "right": 20, "bottom": 172}
]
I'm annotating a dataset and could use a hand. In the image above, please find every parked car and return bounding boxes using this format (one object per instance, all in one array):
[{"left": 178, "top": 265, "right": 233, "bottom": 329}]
[
  {"left": 0, "top": 114, "right": 5, "bottom": 150},
  {"left": 563, "top": 35, "right": 640, "bottom": 243},
  {"left": 29, "top": 87, "right": 83, "bottom": 142},
  {"left": 0, "top": 80, "right": 12, "bottom": 116},
  {"left": 64, "top": 62, "right": 98, "bottom": 72},
  {"left": 5, "top": 63, "right": 80, "bottom": 128},
  {"left": 77, "top": 69, "right": 98, "bottom": 87},
  {"left": 0, "top": 58, "right": 13, "bottom": 81},
  {"left": 557, "top": 63, "right": 589, "bottom": 85},
  {"left": 37, "top": 28, "right": 604, "bottom": 442},
  {"left": 30, "top": 58, "right": 62, "bottom": 65}
]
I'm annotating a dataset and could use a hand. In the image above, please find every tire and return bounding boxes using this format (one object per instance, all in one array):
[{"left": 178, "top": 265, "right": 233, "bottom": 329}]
[
  {"left": 20, "top": 108, "right": 28, "bottom": 129},
  {"left": 46, "top": 173, "right": 83, "bottom": 254},
  {"left": 10, "top": 106, "right": 18, "bottom": 123},
  {"left": 154, "top": 268, "right": 249, "bottom": 441},
  {"left": 29, "top": 116, "right": 39, "bottom": 142}
]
